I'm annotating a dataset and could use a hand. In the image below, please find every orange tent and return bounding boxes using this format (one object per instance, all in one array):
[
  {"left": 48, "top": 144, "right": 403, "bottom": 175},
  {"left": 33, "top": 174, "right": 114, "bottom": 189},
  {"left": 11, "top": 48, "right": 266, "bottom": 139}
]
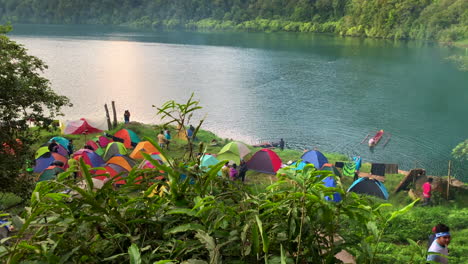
[
  {"left": 129, "top": 141, "right": 159, "bottom": 160},
  {"left": 106, "top": 155, "right": 136, "bottom": 171}
]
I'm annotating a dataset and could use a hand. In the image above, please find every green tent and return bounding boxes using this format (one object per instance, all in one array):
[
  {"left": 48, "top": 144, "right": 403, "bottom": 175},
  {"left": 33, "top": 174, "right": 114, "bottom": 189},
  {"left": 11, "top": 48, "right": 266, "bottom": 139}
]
[
  {"left": 35, "top": 146, "right": 49, "bottom": 159},
  {"left": 37, "top": 166, "right": 65, "bottom": 182},
  {"left": 217, "top": 141, "right": 250, "bottom": 165},
  {"left": 103, "top": 142, "right": 127, "bottom": 161}
]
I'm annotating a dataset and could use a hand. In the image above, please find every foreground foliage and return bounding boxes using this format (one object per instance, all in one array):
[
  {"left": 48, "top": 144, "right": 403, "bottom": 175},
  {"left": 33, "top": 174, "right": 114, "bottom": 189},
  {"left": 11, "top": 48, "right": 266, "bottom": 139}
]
[
  {"left": 1, "top": 149, "right": 422, "bottom": 263},
  {"left": 0, "top": 25, "right": 71, "bottom": 195}
]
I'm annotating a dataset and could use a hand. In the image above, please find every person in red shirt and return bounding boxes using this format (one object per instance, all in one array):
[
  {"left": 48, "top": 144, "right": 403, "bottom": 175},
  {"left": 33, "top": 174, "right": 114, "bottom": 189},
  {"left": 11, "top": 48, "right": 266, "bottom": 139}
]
[{"left": 422, "top": 177, "right": 433, "bottom": 206}]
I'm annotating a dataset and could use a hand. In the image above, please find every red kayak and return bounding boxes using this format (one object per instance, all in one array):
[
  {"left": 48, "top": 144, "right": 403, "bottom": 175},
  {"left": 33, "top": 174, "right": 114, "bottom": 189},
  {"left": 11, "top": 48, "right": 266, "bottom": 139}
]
[{"left": 368, "top": 130, "right": 384, "bottom": 147}]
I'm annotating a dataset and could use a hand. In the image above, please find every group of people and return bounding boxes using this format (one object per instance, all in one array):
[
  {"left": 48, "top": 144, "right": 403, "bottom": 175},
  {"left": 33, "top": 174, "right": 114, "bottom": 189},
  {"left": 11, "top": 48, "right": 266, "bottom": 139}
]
[
  {"left": 124, "top": 110, "right": 131, "bottom": 124},
  {"left": 157, "top": 129, "right": 171, "bottom": 150},
  {"left": 221, "top": 160, "right": 248, "bottom": 182}
]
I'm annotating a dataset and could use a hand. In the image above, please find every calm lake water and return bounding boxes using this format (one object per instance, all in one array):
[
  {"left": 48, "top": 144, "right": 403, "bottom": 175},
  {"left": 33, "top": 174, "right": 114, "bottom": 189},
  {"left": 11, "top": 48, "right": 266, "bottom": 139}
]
[{"left": 8, "top": 24, "right": 468, "bottom": 175}]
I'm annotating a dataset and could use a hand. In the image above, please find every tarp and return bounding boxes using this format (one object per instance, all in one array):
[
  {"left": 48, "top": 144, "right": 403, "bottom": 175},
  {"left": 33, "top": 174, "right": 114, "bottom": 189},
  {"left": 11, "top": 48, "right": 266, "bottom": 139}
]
[
  {"left": 63, "top": 118, "right": 103, "bottom": 135},
  {"left": 353, "top": 156, "right": 362, "bottom": 171},
  {"left": 200, "top": 154, "right": 221, "bottom": 176},
  {"left": 114, "top": 129, "right": 141, "bottom": 148},
  {"left": 37, "top": 166, "right": 65, "bottom": 182},
  {"left": 347, "top": 177, "right": 389, "bottom": 200},
  {"left": 103, "top": 142, "right": 127, "bottom": 161},
  {"left": 371, "top": 163, "right": 386, "bottom": 176},
  {"left": 342, "top": 162, "right": 356, "bottom": 177},
  {"left": 106, "top": 155, "right": 136, "bottom": 171},
  {"left": 129, "top": 141, "right": 159, "bottom": 160},
  {"left": 246, "top": 148, "right": 282, "bottom": 174},
  {"left": 301, "top": 150, "right": 328, "bottom": 169},
  {"left": 34, "top": 152, "right": 68, "bottom": 173},
  {"left": 217, "top": 141, "right": 251, "bottom": 165}
]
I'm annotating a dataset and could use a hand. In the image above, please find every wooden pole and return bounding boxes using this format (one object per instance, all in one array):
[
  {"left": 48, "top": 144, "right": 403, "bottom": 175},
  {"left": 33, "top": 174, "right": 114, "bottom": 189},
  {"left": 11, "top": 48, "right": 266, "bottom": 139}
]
[
  {"left": 447, "top": 160, "right": 451, "bottom": 200},
  {"left": 104, "top": 104, "right": 112, "bottom": 130},
  {"left": 111, "top": 101, "right": 118, "bottom": 128}
]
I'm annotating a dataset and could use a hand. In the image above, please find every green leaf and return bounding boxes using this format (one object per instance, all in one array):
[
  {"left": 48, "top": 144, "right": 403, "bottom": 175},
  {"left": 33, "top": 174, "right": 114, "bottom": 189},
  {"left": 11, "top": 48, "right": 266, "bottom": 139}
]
[
  {"left": 153, "top": 261, "right": 176, "bottom": 264},
  {"left": 128, "top": 244, "right": 141, "bottom": 264},
  {"left": 280, "top": 244, "right": 287, "bottom": 264},
  {"left": 167, "top": 208, "right": 196, "bottom": 216},
  {"left": 103, "top": 253, "right": 128, "bottom": 262},
  {"left": 166, "top": 223, "right": 205, "bottom": 234},
  {"left": 387, "top": 199, "right": 418, "bottom": 222}
]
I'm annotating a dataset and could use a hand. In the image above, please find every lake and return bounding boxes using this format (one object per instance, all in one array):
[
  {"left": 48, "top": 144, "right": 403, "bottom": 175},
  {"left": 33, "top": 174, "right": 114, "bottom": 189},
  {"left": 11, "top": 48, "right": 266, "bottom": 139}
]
[{"left": 8, "top": 24, "right": 468, "bottom": 176}]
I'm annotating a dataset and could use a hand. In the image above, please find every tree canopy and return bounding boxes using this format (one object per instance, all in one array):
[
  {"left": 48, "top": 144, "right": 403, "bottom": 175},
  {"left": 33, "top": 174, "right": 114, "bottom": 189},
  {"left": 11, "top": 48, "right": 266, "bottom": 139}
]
[
  {"left": 0, "top": 0, "right": 466, "bottom": 42},
  {"left": 0, "top": 24, "right": 71, "bottom": 194},
  {"left": 452, "top": 139, "right": 468, "bottom": 160}
]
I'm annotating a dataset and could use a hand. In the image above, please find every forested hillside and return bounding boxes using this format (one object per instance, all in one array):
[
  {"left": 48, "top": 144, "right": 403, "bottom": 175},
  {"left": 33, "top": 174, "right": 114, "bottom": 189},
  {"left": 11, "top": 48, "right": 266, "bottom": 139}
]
[{"left": 0, "top": 0, "right": 466, "bottom": 41}]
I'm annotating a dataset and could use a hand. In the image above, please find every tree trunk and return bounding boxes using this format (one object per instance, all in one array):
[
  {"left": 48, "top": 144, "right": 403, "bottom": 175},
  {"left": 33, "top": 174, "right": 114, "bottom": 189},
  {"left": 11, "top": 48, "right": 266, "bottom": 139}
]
[
  {"left": 112, "top": 101, "right": 118, "bottom": 128},
  {"left": 104, "top": 104, "right": 112, "bottom": 130}
]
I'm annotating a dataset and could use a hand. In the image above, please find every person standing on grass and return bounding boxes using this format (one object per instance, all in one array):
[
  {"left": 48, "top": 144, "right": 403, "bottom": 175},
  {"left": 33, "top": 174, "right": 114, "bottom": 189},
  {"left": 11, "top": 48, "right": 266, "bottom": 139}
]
[
  {"left": 164, "top": 129, "right": 171, "bottom": 150},
  {"left": 229, "top": 163, "right": 238, "bottom": 180},
  {"left": 238, "top": 160, "right": 248, "bottom": 182},
  {"left": 221, "top": 162, "right": 230, "bottom": 179},
  {"left": 157, "top": 131, "right": 166, "bottom": 149},
  {"left": 124, "top": 110, "right": 130, "bottom": 124},
  {"left": 427, "top": 223, "right": 451, "bottom": 264},
  {"left": 422, "top": 177, "right": 433, "bottom": 206},
  {"left": 279, "top": 138, "right": 285, "bottom": 151}
]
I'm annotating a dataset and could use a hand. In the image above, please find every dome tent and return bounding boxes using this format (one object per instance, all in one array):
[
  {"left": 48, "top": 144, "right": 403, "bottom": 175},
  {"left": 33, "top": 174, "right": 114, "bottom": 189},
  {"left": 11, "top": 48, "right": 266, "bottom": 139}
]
[
  {"left": 113, "top": 128, "right": 141, "bottom": 148},
  {"left": 130, "top": 141, "right": 159, "bottom": 160},
  {"left": 217, "top": 141, "right": 250, "bottom": 165},
  {"left": 347, "top": 177, "right": 389, "bottom": 200},
  {"left": 246, "top": 149, "right": 282, "bottom": 174},
  {"left": 301, "top": 150, "right": 328, "bottom": 169},
  {"left": 103, "top": 142, "right": 127, "bottom": 161}
]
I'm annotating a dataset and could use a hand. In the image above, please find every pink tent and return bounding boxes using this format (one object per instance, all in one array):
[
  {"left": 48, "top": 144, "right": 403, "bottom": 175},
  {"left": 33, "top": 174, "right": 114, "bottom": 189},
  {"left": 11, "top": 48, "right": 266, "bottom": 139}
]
[{"left": 64, "top": 118, "right": 103, "bottom": 135}]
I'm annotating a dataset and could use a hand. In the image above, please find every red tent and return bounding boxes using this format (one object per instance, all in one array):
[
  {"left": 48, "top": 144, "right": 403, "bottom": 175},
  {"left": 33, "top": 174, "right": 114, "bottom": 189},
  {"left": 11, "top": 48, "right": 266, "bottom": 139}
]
[
  {"left": 64, "top": 118, "right": 103, "bottom": 135},
  {"left": 246, "top": 148, "right": 282, "bottom": 174}
]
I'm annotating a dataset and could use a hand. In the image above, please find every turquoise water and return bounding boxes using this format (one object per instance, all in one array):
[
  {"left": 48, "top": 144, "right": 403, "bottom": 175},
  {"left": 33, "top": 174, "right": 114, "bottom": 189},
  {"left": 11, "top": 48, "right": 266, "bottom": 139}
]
[{"left": 9, "top": 24, "right": 468, "bottom": 177}]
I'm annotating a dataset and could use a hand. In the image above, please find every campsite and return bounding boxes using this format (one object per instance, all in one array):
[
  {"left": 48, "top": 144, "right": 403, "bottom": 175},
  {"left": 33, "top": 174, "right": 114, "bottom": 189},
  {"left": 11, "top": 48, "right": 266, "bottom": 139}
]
[
  {"left": 1, "top": 108, "right": 467, "bottom": 263},
  {"left": 1, "top": 13, "right": 468, "bottom": 262}
]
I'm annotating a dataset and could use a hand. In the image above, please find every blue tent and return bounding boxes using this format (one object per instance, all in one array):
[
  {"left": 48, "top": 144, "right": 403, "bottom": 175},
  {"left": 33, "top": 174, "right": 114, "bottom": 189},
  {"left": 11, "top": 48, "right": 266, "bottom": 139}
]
[
  {"left": 347, "top": 177, "right": 389, "bottom": 200},
  {"left": 301, "top": 150, "right": 328, "bottom": 169}
]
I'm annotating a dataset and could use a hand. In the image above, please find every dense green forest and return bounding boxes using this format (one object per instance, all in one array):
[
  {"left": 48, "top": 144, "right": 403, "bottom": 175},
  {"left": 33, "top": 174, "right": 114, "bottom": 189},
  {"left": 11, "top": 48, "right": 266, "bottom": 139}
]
[{"left": 0, "top": 0, "right": 466, "bottom": 42}]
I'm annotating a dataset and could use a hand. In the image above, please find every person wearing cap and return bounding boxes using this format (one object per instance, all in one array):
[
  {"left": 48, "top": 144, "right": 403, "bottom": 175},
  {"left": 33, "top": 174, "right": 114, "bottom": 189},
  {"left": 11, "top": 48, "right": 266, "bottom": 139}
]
[{"left": 427, "top": 223, "right": 451, "bottom": 264}]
